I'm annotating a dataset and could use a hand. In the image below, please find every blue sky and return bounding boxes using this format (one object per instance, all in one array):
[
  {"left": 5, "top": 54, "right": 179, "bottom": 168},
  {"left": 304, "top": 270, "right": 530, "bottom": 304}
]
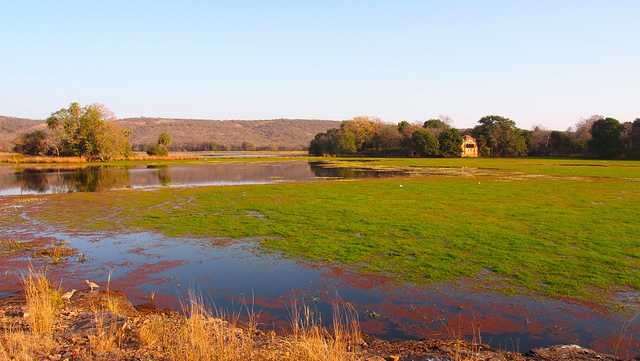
[{"left": 1, "top": 1, "right": 638, "bottom": 129}]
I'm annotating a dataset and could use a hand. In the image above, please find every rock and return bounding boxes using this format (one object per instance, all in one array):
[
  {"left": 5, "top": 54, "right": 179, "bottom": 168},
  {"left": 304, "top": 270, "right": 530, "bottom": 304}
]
[{"left": 527, "top": 344, "right": 620, "bottom": 360}]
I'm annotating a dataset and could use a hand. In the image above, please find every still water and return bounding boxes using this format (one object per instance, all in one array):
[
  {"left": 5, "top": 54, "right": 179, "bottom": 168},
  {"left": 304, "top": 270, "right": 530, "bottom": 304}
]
[
  {"left": 0, "top": 161, "right": 403, "bottom": 196},
  {"left": 0, "top": 226, "right": 638, "bottom": 356}
]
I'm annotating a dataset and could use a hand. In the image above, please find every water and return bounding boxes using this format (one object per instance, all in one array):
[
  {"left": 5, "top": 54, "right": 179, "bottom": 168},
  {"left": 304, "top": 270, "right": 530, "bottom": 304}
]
[
  {"left": 0, "top": 227, "right": 638, "bottom": 356},
  {"left": 0, "top": 161, "right": 404, "bottom": 196}
]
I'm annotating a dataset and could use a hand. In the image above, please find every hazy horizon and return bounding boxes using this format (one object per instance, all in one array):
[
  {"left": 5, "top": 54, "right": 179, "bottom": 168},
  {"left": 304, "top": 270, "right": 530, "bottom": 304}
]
[{"left": 2, "top": 1, "right": 638, "bottom": 130}]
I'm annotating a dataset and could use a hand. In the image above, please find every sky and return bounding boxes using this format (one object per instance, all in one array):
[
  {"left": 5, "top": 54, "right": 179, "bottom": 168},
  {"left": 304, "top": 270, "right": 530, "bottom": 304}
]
[{"left": 1, "top": 1, "right": 638, "bottom": 130}]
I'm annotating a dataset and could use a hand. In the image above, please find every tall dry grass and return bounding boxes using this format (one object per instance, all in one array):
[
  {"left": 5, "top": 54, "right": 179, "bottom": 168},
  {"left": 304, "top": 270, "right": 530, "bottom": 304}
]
[
  {"left": 22, "top": 269, "right": 61, "bottom": 336},
  {"left": 138, "top": 296, "right": 363, "bottom": 361}
]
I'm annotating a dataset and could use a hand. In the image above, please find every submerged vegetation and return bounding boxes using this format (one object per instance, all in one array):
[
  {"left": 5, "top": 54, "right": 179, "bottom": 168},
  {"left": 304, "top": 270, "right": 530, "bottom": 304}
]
[{"left": 15, "top": 158, "right": 639, "bottom": 304}]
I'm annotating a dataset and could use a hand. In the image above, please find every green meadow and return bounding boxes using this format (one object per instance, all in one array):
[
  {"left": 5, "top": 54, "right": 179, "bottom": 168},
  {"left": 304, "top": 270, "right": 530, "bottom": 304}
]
[{"left": 15, "top": 157, "right": 640, "bottom": 305}]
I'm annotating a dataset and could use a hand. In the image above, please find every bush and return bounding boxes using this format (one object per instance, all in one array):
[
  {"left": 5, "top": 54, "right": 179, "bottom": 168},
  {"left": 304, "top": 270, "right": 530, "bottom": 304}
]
[
  {"left": 146, "top": 144, "right": 169, "bottom": 156},
  {"left": 13, "top": 130, "right": 49, "bottom": 156}
]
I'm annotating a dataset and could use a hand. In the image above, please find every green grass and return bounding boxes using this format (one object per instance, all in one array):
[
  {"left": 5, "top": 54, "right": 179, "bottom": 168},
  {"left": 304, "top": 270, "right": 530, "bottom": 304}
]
[
  {"left": 317, "top": 157, "right": 640, "bottom": 178},
  {"left": 26, "top": 159, "right": 640, "bottom": 304}
]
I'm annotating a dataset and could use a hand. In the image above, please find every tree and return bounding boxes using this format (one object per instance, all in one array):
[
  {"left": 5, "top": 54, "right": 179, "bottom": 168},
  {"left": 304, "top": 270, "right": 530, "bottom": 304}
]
[
  {"left": 147, "top": 133, "right": 174, "bottom": 156},
  {"left": 44, "top": 102, "right": 130, "bottom": 160},
  {"left": 158, "top": 132, "right": 172, "bottom": 147},
  {"left": 423, "top": 118, "right": 449, "bottom": 130},
  {"left": 438, "top": 128, "right": 463, "bottom": 157},
  {"left": 630, "top": 119, "right": 640, "bottom": 159},
  {"left": 409, "top": 130, "right": 439, "bottom": 157},
  {"left": 94, "top": 122, "right": 131, "bottom": 161},
  {"left": 371, "top": 125, "right": 403, "bottom": 152},
  {"left": 397, "top": 121, "right": 411, "bottom": 134},
  {"left": 13, "top": 130, "right": 49, "bottom": 155},
  {"left": 340, "top": 116, "right": 381, "bottom": 152},
  {"left": 472, "top": 115, "right": 527, "bottom": 157},
  {"left": 589, "top": 117, "right": 623, "bottom": 158}
]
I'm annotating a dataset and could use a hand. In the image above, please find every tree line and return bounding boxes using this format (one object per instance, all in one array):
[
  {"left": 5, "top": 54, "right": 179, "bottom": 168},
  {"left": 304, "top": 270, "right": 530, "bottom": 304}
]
[{"left": 309, "top": 115, "right": 640, "bottom": 159}]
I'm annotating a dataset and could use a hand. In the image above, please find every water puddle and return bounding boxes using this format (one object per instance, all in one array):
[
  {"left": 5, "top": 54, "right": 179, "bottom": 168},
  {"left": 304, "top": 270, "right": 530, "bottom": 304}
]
[
  {"left": 0, "top": 162, "right": 407, "bottom": 196},
  {"left": 0, "top": 227, "right": 637, "bottom": 356}
]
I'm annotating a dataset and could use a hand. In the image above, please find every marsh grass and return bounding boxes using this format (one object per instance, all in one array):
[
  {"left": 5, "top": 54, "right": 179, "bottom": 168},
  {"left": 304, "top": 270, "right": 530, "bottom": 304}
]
[
  {"left": 34, "top": 241, "right": 76, "bottom": 264},
  {"left": 22, "top": 269, "right": 61, "bottom": 336},
  {"left": 0, "top": 239, "right": 27, "bottom": 255}
]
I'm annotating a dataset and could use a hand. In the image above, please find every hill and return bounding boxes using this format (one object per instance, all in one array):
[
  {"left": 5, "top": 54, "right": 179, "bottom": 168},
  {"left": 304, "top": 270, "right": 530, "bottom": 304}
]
[
  {"left": 0, "top": 116, "right": 44, "bottom": 151},
  {"left": 0, "top": 116, "right": 341, "bottom": 151}
]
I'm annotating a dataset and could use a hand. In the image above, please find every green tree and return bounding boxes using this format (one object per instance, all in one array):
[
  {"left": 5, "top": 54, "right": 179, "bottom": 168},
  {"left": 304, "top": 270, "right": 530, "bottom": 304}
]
[
  {"left": 410, "top": 130, "right": 439, "bottom": 157},
  {"left": 45, "top": 102, "right": 130, "bottom": 160},
  {"left": 423, "top": 118, "right": 449, "bottom": 130},
  {"left": 631, "top": 119, "right": 640, "bottom": 159},
  {"left": 589, "top": 117, "right": 623, "bottom": 158},
  {"left": 438, "top": 128, "right": 463, "bottom": 157},
  {"left": 472, "top": 115, "right": 527, "bottom": 157},
  {"left": 158, "top": 132, "right": 172, "bottom": 147},
  {"left": 94, "top": 122, "right": 131, "bottom": 161},
  {"left": 397, "top": 121, "right": 411, "bottom": 134}
]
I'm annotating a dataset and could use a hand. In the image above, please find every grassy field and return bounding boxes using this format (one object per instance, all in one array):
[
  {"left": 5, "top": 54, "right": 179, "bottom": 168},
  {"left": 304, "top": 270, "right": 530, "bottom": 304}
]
[{"left": 12, "top": 157, "right": 638, "bottom": 306}]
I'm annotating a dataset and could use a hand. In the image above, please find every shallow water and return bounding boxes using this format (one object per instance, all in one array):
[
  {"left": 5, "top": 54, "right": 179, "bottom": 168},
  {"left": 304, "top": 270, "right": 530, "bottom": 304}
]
[
  {"left": 0, "top": 225, "right": 638, "bottom": 356},
  {"left": 0, "top": 161, "right": 404, "bottom": 196}
]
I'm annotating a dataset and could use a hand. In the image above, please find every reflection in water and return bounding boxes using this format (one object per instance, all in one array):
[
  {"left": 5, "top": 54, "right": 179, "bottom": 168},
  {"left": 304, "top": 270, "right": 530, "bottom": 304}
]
[
  {"left": 0, "top": 162, "right": 406, "bottom": 196},
  {"left": 0, "top": 229, "right": 637, "bottom": 356}
]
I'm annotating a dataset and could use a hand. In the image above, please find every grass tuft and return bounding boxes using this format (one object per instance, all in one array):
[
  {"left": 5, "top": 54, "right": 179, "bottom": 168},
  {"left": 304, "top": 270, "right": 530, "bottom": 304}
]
[{"left": 22, "top": 269, "right": 61, "bottom": 336}]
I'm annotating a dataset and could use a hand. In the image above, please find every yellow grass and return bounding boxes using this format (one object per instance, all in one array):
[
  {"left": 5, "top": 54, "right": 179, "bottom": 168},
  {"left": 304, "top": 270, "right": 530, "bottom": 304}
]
[
  {"left": 88, "top": 311, "right": 124, "bottom": 355},
  {"left": 22, "top": 269, "right": 61, "bottom": 336},
  {"left": 0, "top": 328, "right": 56, "bottom": 361},
  {"left": 138, "top": 296, "right": 363, "bottom": 361}
]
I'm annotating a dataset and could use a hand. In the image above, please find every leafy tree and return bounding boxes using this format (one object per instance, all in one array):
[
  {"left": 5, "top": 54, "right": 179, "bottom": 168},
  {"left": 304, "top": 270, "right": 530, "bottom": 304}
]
[
  {"left": 371, "top": 125, "right": 403, "bottom": 152},
  {"left": 630, "top": 119, "right": 640, "bottom": 159},
  {"left": 335, "top": 130, "right": 357, "bottom": 154},
  {"left": 44, "top": 102, "right": 130, "bottom": 160},
  {"left": 472, "top": 115, "right": 527, "bottom": 157},
  {"left": 410, "top": 130, "right": 439, "bottom": 157},
  {"left": 548, "top": 131, "right": 578, "bottom": 156},
  {"left": 397, "top": 121, "right": 411, "bottom": 134},
  {"left": 589, "top": 117, "right": 623, "bottom": 158},
  {"left": 423, "top": 118, "right": 449, "bottom": 130},
  {"left": 158, "top": 132, "right": 172, "bottom": 147},
  {"left": 94, "top": 122, "right": 131, "bottom": 161},
  {"left": 340, "top": 116, "right": 381, "bottom": 152},
  {"left": 147, "top": 133, "right": 174, "bottom": 156},
  {"left": 13, "top": 130, "right": 49, "bottom": 155},
  {"left": 438, "top": 128, "right": 463, "bottom": 157}
]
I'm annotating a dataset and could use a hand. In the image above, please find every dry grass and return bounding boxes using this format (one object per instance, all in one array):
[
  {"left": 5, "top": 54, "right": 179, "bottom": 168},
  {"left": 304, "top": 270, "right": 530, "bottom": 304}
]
[
  {"left": 0, "top": 328, "right": 56, "bottom": 361},
  {"left": 87, "top": 311, "right": 125, "bottom": 355},
  {"left": 0, "top": 152, "right": 200, "bottom": 164},
  {"left": 138, "top": 297, "right": 363, "bottom": 361},
  {"left": 22, "top": 269, "right": 61, "bottom": 336},
  {"left": 280, "top": 302, "right": 361, "bottom": 361}
]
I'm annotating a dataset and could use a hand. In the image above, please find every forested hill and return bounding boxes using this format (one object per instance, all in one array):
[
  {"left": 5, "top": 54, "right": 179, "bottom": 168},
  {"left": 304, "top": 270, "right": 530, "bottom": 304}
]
[{"left": 0, "top": 116, "right": 341, "bottom": 151}]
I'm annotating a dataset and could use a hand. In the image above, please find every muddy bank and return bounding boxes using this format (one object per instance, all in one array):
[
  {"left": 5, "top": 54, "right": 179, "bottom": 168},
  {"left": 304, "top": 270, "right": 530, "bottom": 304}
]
[{"left": 0, "top": 289, "right": 630, "bottom": 361}]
